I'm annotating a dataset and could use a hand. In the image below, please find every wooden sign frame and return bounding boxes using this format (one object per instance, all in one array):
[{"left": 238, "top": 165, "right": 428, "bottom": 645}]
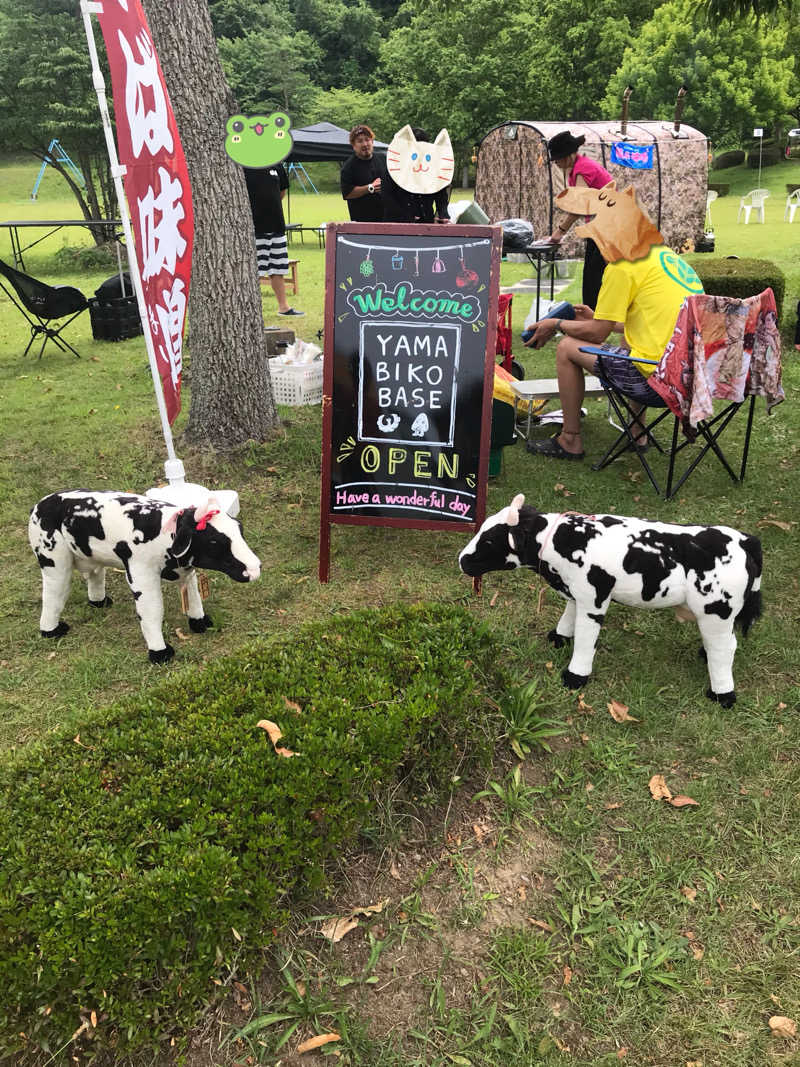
[{"left": 319, "top": 222, "right": 502, "bottom": 582}]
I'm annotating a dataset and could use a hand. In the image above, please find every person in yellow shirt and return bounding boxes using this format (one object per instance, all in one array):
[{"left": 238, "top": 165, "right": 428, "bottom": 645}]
[{"left": 526, "top": 185, "right": 703, "bottom": 460}]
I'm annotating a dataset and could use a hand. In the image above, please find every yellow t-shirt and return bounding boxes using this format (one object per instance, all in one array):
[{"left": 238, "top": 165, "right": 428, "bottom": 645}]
[{"left": 593, "top": 245, "right": 704, "bottom": 376}]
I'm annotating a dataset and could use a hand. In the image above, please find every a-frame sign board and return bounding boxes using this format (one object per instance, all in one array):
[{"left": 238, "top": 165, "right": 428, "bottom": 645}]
[{"left": 319, "top": 222, "right": 502, "bottom": 581}]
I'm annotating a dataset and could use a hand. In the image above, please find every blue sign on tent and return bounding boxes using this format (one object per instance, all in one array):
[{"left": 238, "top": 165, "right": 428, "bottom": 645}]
[{"left": 611, "top": 143, "right": 654, "bottom": 170}]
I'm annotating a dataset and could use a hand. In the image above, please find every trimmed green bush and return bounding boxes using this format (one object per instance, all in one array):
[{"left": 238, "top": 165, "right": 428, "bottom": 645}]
[
  {"left": 690, "top": 257, "right": 785, "bottom": 319},
  {"left": 712, "top": 149, "right": 745, "bottom": 170},
  {"left": 747, "top": 143, "right": 781, "bottom": 168},
  {"left": 0, "top": 603, "right": 506, "bottom": 1059}
]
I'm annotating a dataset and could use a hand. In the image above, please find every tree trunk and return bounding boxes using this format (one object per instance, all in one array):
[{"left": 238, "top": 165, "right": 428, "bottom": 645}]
[{"left": 142, "top": 0, "right": 278, "bottom": 448}]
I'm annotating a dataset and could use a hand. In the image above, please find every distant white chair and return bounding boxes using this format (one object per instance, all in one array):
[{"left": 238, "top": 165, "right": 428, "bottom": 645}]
[
  {"left": 737, "top": 188, "right": 769, "bottom": 224},
  {"left": 784, "top": 188, "right": 800, "bottom": 222},
  {"left": 705, "top": 189, "right": 718, "bottom": 230}
]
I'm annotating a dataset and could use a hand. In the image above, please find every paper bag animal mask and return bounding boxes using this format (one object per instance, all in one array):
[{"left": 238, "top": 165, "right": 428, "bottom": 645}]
[
  {"left": 556, "top": 182, "right": 664, "bottom": 262},
  {"left": 386, "top": 125, "right": 454, "bottom": 195}
]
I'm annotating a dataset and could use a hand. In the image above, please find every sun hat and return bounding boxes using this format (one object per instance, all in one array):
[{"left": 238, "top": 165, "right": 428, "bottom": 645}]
[{"left": 548, "top": 130, "right": 586, "bottom": 161}]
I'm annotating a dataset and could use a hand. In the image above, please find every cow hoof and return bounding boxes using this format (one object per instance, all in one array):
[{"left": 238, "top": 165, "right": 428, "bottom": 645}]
[
  {"left": 548, "top": 629, "right": 570, "bottom": 649},
  {"left": 41, "top": 621, "right": 70, "bottom": 638},
  {"left": 148, "top": 643, "right": 175, "bottom": 665},
  {"left": 89, "top": 596, "right": 113, "bottom": 608},
  {"left": 562, "top": 668, "right": 590, "bottom": 690},
  {"left": 188, "top": 614, "right": 214, "bottom": 634},
  {"left": 706, "top": 687, "right": 736, "bottom": 707}
]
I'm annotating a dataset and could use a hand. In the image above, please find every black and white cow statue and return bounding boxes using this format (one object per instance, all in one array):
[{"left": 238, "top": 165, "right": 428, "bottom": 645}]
[
  {"left": 459, "top": 494, "right": 762, "bottom": 706},
  {"left": 29, "top": 490, "right": 261, "bottom": 663}
]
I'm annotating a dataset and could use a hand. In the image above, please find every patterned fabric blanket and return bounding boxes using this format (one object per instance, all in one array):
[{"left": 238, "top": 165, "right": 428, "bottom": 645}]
[{"left": 648, "top": 290, "right": 784, "bottom": 440}]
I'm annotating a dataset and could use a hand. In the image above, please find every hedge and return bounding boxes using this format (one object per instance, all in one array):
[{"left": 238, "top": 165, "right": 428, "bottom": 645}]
[
  {"left": 747, "top": 143, "right": 782, "bottom": 168},
  {"left": 712, "top": 149, "right": 745, "bottom": 170},
  {"left": 690, "top": 257, "right": 785, "bottom": 319},
  {"left": 0, "top": 603, "right": 507, "bottom": 1060}
]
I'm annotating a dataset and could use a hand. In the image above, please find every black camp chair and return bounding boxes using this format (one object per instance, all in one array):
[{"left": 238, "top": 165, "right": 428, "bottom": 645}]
[
  {"left": 0, "top": 258, "right": 88, "bottom": 359},
  {"left": 578, "top": 290, "right": 783, "bottom": 499}
]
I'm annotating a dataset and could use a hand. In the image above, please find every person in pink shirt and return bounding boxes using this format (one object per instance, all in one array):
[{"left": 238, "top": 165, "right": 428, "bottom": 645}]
[{"left": 546, "top": 130, "right": 613, "bottom": 308}]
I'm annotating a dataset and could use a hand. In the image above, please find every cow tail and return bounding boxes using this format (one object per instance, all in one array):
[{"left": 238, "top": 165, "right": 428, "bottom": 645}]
[{"left": 736, "top": 535, "right": 762, "bottom": 637}]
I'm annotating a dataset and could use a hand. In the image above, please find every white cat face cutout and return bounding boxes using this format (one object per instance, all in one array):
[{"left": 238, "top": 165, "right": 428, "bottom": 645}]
[{"left": 386, "top": 125, "right": 454, "bottom": 195}]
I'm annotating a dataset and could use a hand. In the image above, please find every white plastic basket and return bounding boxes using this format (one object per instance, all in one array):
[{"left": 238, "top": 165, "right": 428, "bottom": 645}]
[{"left": 268, "top": 357, "right": 323, "bottom": 406}]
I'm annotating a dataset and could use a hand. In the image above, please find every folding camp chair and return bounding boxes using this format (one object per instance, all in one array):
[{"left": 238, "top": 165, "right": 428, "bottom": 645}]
[
  {"left": 0, "top": 258, "right": 88, "bottom": 359},
  {"left": 579, "top": 290, "right": 784, "bottom": 499}
]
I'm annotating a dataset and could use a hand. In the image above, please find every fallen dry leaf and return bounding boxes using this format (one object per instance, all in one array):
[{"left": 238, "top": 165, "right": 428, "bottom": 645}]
[
  {"left": 284, "top": 696, "right": 302, "bottom": 714},
  {"left": 607, "top": 700, "right": 639, "bottom": 723},
  {"left": 769, "top": 1016, "right": 797, "bottom": 1039},
  {"left": 757, "top": 519, "right": 793, "bottom": 532},
  {"left": 296, "top": 1033, "right": 341, "bottom": 1054},
  {"left": 670, "top": 795, "right": 700, "bottom": 808},
  {"left": 256, "top": 719, "right": 300, "bottom": 758},
  {"left": 320, "top": 916, "right": 359, "bottom": 942},
  {"left": 90, "top": 1011, "right": 97, "bottom": 1028},
  {"left": 537, "top": 586, "right": 547, "bottom": 613},
  {"left": 649, "top": 774, "right": 673, "bottom": 802},
  {"left": 231, "top": 927, "right": 242, "bottom": 942},
  {"left": 175, "top": 627, "right": 189, "bottom": 641},
  {"left": 604, "top": 801, "right": 622, "bottom": 811},
  {"left": 389, "top": 862, "right": 401, "bottom": 880},
  {"left": 351, "top": 900, "right": 388, "bottom": 917},
  {"left": 681, "top": 886, "right": 698, "bottom": 902},
  {"left": 489, "top": 590, "right": 499, "bottom": 607},
  {"left": 563, "top": 964, "right": 573, "bottom": 986},
  {"left": 528, "top": 918, "right": 553, "bottom": 932}
]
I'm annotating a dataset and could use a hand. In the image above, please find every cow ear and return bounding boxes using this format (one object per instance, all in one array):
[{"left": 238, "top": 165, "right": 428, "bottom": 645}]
[
  {"left": 506, "top": 493, "right": 524, "bottom": 526},
  {"left": 624, "top": 185, "right": 637, "bottom": 198},
  {"left": 600, "top": 180, "right": 617, "bottom": 192},
  {"left": 171, "top": 510, "right": 195, "bottom": 558}
]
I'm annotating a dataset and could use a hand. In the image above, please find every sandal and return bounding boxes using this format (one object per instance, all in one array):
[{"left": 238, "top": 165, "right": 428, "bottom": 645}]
[{"left": 526, "top": 435, "right": 584, "bottom": 461}]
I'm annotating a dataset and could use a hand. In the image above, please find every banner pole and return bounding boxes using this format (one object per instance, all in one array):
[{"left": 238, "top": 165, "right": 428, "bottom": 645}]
[{"left": 79, "top": 0, "right": 185, "bottom": 485}]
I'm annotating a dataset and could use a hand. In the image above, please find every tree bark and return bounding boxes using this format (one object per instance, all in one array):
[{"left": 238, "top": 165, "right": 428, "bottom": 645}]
[{"left": 142, "top": 0, "right": 278, "bottom": 448}]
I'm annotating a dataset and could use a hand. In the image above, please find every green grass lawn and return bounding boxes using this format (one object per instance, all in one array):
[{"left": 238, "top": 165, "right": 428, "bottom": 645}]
[{"left": 1, "top": 153, "right": 799, "bottom": 1066}]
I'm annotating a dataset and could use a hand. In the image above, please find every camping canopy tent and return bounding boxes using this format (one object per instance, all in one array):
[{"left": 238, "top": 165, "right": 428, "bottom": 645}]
[
  {"left": 287, "top": 122, "right": 387, "bottom": 163},
  {"left": 475, "top": 120, "right": 709, "bottom": 255}
]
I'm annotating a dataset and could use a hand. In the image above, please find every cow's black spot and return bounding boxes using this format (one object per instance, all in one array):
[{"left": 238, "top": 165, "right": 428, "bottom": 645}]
[
  {"left": 538, "top": 561, "right": 570, "bottom": 598},
  {"left": 35, "top": 493, "right": 105, "bottom": 557},
  {"left": 622, "top": 530, "right": 687, "bottom": 601},
  {"left": 587, "top": 564, "right": 615, "bottom": 610},
  {"left": 552, "top": 519, "right": 600, "bottom": 564},
  {"left": 189, "top": 528, "right": 249, "bottom": 581},
  {"left": 704, "top": 598, "right": 733, "bottom": 620},
  {"left": 114, "top": 541, "right": 133, "bottom": 585},
  {"left": 126, "top": 502, "right": 164, "bottom": 544},
  {"left": 548, "top": 629, "right": 570, "bottom": 648},
  {"left": 588, "top": 611, "right": 605, "bottom": 625},
  {"left": 161, "top": 564, "right": 179, "bottom": 580},
  {"left": 35, "top": 551, "right": 55, "bottom": 569},
  {"left": 598, "top": 516, "right": 624, "bottom": 528}
]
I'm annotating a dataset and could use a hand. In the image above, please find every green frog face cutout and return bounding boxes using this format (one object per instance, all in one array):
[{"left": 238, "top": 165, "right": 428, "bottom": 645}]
[{"left": 225, "top": 112, "right": 292, "bottom": 168}]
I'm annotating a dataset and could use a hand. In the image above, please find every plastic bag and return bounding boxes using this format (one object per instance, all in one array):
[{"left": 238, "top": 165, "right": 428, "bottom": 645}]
[
  {"left": 278, "top": 338, "right": 322, "bottom": 364},
  {"left": 499, "top": 218, "right": 534, "bottom": 251}
]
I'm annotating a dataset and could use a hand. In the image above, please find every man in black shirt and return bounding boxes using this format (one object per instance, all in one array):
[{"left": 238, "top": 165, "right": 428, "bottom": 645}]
[
  {"left": 340, "top": 124, "right": 384, "bottom": 223},
  {"left": 244, "top": 162, "right": 304, "bottom": 316}
]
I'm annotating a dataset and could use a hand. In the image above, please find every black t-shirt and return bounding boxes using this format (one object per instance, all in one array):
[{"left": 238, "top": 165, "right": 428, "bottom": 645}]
[
  {"left": 244, "top": 164, "right": 289, "bottom": 235},
  {"left": 381, "top": 171, "right": 450, "bottom": 224},
  {"left": 340, "top": 153, "right": 384, "bottom": 222}
]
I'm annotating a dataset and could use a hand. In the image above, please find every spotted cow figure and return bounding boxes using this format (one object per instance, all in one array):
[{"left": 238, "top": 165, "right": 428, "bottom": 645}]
[
  {"left": 29, "top": 490, "right": 261, "bottom": 663},
  {"left": 459, "top": 494, "right": 762, "bottom": 706}
]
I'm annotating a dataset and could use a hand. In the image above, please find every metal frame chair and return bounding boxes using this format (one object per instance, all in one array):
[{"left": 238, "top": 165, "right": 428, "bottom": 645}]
[
  {"left": 578, "top": 290, "right": 782, "bottom": 499},
  {"left": 0, "top": 258, "right": 88, "bottom": 358}
]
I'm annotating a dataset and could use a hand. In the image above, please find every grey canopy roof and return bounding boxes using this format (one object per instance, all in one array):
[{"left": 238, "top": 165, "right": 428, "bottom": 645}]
[{"left": 287, "top": 122, "right": 388, "bottom": 163}]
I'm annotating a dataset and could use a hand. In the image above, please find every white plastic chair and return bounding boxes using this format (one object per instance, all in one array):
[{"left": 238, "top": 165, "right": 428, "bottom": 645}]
[
  {"left": 705, "top": 189, "right": 718, "bottom": 230},
  {"left": 737, "top": 189, "right": 769, "bottom": 224},
  {"left": 784, "top": 188, "right": 800, "bottom": 222}
]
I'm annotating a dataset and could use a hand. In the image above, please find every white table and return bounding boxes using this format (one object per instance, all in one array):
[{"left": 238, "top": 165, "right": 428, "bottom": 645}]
[{"left": 509, "top": 376, "right": 605, "bottom": 440}]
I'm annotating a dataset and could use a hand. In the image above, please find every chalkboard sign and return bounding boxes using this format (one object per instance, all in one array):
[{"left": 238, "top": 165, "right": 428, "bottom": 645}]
[{"left": 319, "top": 222, "right": 502, "bottom": 580}]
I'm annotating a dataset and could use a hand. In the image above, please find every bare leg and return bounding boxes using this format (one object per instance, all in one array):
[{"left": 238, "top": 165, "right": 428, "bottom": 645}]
[
  {"left": 269, "top": 274, "right": 290, "bottom": 313},
  {"left": 552, "top": 337, "right": 598, "bottom": 455}
]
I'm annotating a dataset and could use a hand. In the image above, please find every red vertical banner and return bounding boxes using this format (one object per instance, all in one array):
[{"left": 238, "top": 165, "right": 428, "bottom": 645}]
[{"left": 95, "top": 0, "right": 193, "bottom": 424}]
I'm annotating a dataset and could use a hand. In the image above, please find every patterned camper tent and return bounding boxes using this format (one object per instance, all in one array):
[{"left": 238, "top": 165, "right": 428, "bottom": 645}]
[{"left": 474, "top": 120, "right": 709, "bottom": 257}]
